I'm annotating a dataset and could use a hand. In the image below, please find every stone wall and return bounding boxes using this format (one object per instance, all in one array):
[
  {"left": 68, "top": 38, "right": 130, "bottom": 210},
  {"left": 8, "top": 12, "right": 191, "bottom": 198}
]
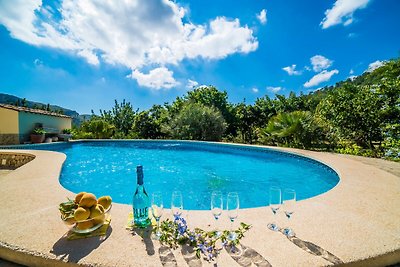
[
  {"left": 0, "top": 134, "right": 20, "bottom": 145},
  {"left": 0, "top": 153, "right": 35, "bottom": 170}
]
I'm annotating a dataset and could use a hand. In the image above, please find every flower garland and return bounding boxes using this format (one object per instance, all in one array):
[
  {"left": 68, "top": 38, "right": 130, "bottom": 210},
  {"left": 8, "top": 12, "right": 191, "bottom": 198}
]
[{"left": 157, "top": 215, "right": 251, "bottom": 262}]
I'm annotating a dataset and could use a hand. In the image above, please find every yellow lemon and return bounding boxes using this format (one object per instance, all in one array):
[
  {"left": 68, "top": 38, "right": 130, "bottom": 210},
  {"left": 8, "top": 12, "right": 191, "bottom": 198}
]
[
  {"left": 74, "top": 207, "right": 90, "bottom": 221},
  {"left": 74, "top": 192, "right": 86, "bottom": 204},
  {"left": 79, "top": 193, "right": 97, "bottom": 208},
  {"left": 97, "top": 196, "right": 112, "bottom": 210},
  {"left": 90, "top": 204, "right": 105, "bottom": 225}
]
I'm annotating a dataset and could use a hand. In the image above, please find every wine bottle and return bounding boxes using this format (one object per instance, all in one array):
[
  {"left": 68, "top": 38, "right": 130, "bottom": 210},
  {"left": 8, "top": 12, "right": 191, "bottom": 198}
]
[{"left": 133, "top": 165, "right": 151, "bottom": 228}]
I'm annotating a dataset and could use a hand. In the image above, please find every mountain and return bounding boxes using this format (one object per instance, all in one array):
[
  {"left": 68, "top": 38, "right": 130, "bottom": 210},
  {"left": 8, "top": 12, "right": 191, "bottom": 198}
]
[{"left": 0, "top": 93, "right": 90, "bottom": 126}]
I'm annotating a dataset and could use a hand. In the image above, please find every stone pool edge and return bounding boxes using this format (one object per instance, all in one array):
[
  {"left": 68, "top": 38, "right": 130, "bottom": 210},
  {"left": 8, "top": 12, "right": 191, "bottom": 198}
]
[{"left": 0, "top": 144, "right": 399, "bottom": 267}]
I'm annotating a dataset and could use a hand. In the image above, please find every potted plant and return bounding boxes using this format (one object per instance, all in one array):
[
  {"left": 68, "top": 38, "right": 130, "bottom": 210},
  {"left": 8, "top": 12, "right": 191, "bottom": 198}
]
[
  {"left": 58, "top": 129, "right": 72, "bottom": 141},
  {"left": 30, "top": 128, "right": 46, "bottom": 143}
]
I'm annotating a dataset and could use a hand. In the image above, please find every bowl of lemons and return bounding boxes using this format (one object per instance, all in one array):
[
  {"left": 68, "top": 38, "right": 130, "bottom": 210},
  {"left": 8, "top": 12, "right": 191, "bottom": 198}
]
[{"left": 59, "top": 192, "right": 112, "bottom": 234}]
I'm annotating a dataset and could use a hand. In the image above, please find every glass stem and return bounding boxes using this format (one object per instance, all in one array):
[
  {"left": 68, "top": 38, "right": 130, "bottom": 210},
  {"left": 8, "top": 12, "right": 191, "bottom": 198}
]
[{"left": 156, "top": 218, "right": 160, "bottom": 235}]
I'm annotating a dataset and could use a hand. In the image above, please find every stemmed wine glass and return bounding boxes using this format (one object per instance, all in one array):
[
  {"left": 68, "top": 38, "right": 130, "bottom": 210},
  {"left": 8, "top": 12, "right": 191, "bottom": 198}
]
[
  {"left": 171, "top": 191, "right": 183, "bottom": 218},
  {"left": 282, "top": 189, "right": 296, "bottom": 237},
  {"left": 151, "top": 192, "right": 164, "bottom": 240},
  {"left": 227, "top": 192, "right": 239, "bottom": 241},
  {"left": 267, "top": 187, "right": 281, "bottom": 231},
  {"left": 211, "top": 191, "right": 223, "bottom": 237}
]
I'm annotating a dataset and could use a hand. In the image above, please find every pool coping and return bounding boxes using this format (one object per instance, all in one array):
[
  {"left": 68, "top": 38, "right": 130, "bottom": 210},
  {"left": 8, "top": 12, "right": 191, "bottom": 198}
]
[{"left": 0, "top": 141, "right": 399, "bottom": 266}]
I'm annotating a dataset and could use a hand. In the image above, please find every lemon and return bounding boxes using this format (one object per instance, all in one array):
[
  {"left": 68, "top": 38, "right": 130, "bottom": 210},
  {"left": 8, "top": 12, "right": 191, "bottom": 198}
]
[
  {"left": 74, "top": 192, "right": 86, "bottom": 204},
  {"left": 97, "top": 196, "right": 112, "bottom": 210},
  {"left": 79, "top": 193, "right": 97, "bottom": 208},
  {"left": 74, "top": 207, "right": 90, "bottom": 221}
]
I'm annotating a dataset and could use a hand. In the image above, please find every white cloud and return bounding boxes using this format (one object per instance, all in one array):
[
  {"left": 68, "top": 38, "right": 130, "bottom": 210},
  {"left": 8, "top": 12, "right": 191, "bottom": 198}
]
[
  {"left": 366, "top": 60, "right": 385, "bottom": 73},
  {"left": 304, "top": 69, "right": 339, "bottom": 88},
  {"left": 349, "top": 69, "right": 354, "bottom": 75},
  {"left": 321, "top": 0, "right": 370, "bottom": 29},
  {"left": 310, "top": 55, "right": 333, "bottom": 72},
  {"left": 267, "top": 86, "right": 282, "bottom": 93},
  {"left": 0, "top": 0, "right": 258, "bottom": 89},
  {"left": 252, "top": 87, "right": 259, "bottom": 93},
  {"left": 33, "top": 58, "right": 43, "bottom": 66},
  {"left": 282, "top": 64, "right": 301, "bottom": 76},
  {"left": 128, "top": 67, "right": 179, "bottom": 90},
  {"left": 257, "top": 9, "right": 267, "bottom": 25},
  {"left": 186, "top": 79, "right": 199, "bottom": 89},
  {"left": 77, "top": 49, "right": 99, "bottom": 66}
]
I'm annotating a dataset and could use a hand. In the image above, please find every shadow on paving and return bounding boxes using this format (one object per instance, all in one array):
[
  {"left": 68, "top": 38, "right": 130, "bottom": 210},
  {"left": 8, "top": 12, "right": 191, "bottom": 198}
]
[
  {"left": 50, "top": 226, "right": 112, "bottom": 263},
  {"left": 159, "top": 245, "right": 178, "bottom": 267},
  {"left": 131, "top": 226, "right": 155, "bottom": 256},
  {"left": 284, "top": 233, "right": 344, "bottom": 265},
  {"left": 225, "top": 244, "right": 272, "bottom": 267}
]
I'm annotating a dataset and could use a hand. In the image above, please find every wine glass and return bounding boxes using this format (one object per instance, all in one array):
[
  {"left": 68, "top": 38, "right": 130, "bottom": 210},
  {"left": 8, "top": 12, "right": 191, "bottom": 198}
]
[
  {"left": 267, "top": 187, "right": 281, "bottom": 231},
  {"left": 211, "top": 191, "right": 223, "bottom": 237},
  {"left": 227, "top": 192, "right": 239, "bottom": 241},
  {"left": 282, "top": 189, "right": 296, "bottom": 237},
  {"left": 151, "top": 192, "right": 164, "bottom": 239},
  {"left": 171, "top": 191, "right": 183, "bottom": 218}
]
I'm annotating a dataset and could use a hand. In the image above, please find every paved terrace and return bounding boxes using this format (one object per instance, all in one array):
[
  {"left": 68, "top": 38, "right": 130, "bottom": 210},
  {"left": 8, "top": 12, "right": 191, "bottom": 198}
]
[{"left": 0, "top": 145, "right": 399, "bottom": 267}]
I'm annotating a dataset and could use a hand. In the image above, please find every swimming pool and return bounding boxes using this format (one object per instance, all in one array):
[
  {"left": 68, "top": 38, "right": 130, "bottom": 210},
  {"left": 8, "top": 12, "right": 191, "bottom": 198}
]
[{"left": 4, "top": 140, "right": 339, "bottom": 210}]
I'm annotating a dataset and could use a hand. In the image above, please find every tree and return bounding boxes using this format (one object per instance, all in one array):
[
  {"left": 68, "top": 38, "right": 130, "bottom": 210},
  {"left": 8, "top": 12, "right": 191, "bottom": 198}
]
[
  {"left": 259, "top": 111, "right": 325, "bottom": 148},
  {"left": 79, "top": 118, "right": 115, "bottom": 139},
  {"left": 232, "top": 102, "right": 257, "bottom": 143},
  {"left": 100, "top": 100, "right": 136, "bottom": 137},
  {"left": 131, "top": 110, "right": 163, "bottom": 139},
  {"left": 316, "top": 84, "right": 383, "bottom": 148},
  {"left": 166, "top": 103, "right": 227, "bottom": 141},
  {"left": 185, "top": 86, "right": 236, "bottom": 136}
]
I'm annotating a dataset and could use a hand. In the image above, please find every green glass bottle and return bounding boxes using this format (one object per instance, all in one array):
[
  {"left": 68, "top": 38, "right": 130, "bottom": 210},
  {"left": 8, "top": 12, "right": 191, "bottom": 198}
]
[{"left": 133, "top": 165, "right": 151, "bottom": 228}]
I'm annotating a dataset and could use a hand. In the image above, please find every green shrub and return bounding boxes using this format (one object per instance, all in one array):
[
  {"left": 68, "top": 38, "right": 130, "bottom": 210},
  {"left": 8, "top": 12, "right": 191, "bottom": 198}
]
[{"left": 32, "top": 128, "right": 46, "bottom": 135}]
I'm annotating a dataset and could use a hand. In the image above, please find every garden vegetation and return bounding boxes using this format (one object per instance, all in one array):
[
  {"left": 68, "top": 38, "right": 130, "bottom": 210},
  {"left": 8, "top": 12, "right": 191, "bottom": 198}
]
[{"left": 73, "top": 58, "right": 400, "bottom": 161}]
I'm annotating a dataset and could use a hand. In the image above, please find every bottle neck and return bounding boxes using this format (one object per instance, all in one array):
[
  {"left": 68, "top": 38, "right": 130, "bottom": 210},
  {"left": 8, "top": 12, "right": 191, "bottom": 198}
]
[
  {"left": 137, "top": 173, "right": 144, "bottom": 185},
  {"left": 137, "top": 165, "right": 144, "bottom": 185}
]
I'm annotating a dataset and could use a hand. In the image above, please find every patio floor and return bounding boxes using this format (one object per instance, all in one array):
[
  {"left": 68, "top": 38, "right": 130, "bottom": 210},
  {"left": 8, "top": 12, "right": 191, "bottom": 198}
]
[{"left": 0, "top": 145, "right": 399, "bottom": 266}]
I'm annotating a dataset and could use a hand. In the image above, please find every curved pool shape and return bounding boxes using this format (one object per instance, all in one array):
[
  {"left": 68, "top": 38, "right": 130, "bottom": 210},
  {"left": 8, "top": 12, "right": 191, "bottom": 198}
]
[{"left": 14, "top": 141, "right": 339, "bottom": 210}]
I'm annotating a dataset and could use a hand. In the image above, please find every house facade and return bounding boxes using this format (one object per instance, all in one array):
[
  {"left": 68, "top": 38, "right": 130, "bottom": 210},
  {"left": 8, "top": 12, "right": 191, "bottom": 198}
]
[{"left": 0, "top": 104, "right": 72, "bottom": 145}]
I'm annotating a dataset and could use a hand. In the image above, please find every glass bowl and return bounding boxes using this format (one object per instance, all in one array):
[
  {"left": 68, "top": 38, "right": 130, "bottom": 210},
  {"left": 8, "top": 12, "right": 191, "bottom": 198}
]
[{"left": 61, "top": 204, "right": 112, "bottom": 234}]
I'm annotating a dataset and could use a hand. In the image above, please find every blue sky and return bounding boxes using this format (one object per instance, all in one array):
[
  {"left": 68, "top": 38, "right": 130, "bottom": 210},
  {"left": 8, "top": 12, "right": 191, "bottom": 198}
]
[{"left": 0, "top": 0, "right": 399, "bottom": 114}]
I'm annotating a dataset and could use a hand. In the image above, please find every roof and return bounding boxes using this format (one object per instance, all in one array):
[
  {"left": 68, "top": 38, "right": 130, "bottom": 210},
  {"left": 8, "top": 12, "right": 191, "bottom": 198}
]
[{"left": 0, "top": 104, "right": 72, "bottom": 119}]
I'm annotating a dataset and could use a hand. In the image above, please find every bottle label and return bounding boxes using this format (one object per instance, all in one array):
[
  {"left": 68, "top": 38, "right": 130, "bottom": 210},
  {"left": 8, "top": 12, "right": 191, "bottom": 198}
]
[{"left": 134, "top": 207, "right": 149, "bottom": 218}]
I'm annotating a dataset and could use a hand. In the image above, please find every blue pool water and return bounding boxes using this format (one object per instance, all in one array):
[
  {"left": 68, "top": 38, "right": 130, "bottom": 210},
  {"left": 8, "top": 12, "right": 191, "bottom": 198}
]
[{"left": 6, "top": 141, "right": 339, "bottom": 210}]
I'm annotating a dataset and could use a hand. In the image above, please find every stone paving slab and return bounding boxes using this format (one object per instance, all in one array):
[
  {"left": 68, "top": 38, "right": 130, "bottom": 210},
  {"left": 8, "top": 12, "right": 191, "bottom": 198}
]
[{"left": 0, "top": 145, "right": 399, "bottom": 267}]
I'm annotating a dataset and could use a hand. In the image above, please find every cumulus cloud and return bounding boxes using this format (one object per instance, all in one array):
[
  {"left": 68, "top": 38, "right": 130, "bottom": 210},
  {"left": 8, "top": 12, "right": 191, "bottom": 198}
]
[
  {"left": 366, "top": 60, "right": 385, "bottom": 73},
  {"left": 128, "top": 67, "right": 179, "bottom": 90},
  {"left": 77, "top": 50, "right": 100, "bottom": 66},
  {"left": 186, "top": 79, "right": 199, "bottom": 89},
  {"left": 267, "top": 86, "right": 282, "bottom": 93},
  {"left": 252, "top": 87, "right": 259, "bottom": 93},
  {"left": 257, "top": 9, "right": 267, "bottom": 25},
  {"left": 0, "top": 0, "right": 258, "bottom": 89},
  {"left": 282, "top": 64, "right": 301, "bottom": 75},
  {"left": 304, "top": 69, "right": 339, "bottom": 88},
  {"left": 321, "top": 0, "right": 370, "bottom": 29},
  {"left": 310, "top": 55, "right": 333, "bottom": 72}
]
